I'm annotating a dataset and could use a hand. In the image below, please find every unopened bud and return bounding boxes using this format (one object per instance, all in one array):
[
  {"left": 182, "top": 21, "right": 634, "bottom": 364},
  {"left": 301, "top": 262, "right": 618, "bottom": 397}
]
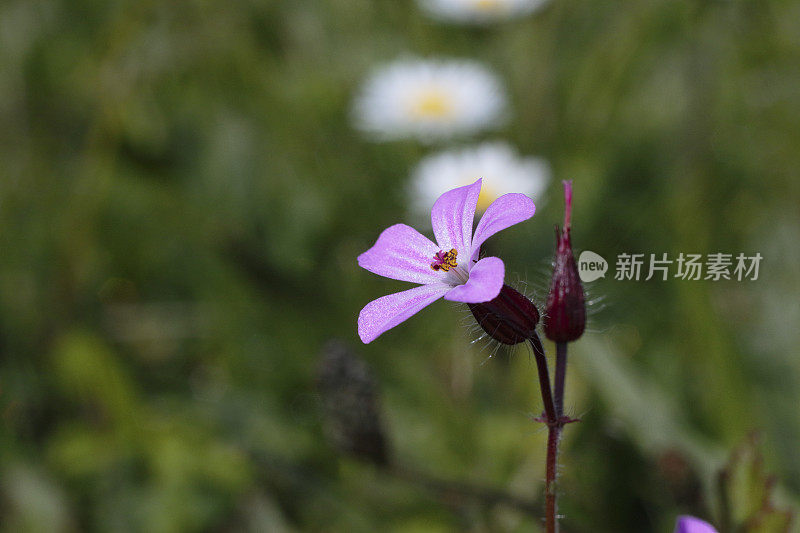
[
  {"left": 468, "top": 284, "right": 540, "bottom": 345},
  {"left": 543, "top": 181, "right": 586, "bottom": 343}
]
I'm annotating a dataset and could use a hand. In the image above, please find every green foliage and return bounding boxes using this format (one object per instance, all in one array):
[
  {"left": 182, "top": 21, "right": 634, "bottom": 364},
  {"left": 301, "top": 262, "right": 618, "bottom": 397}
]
[
  {"left": 0, "top": 0, "right": 799, "bottom": 531},
  {"left": 718, "top": 436, "right": 794, "bottom": 533}
]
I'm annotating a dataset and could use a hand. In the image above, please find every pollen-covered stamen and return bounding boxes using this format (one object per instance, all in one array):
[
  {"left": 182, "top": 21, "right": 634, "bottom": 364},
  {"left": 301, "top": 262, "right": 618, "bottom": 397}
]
[
  {"left": 431, "top": 248, "right": 470, "bottom": 284},
  {"left": 430, "top": 248, "right": 458, "bottom": 272}
]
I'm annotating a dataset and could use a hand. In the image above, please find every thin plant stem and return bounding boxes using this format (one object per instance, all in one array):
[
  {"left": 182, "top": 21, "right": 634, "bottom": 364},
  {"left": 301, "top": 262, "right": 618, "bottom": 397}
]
[
  {"left": 528, "top": 333, "right": 559, "bottom": 533},
  {"left": 545, "top": 421, "right": 560, "bottom": 533},
  {"left": 529, "top": 333, "right": 556, "bottom": 423},
  {"left": 554, "top": 342, "right": 568, "bottom": 417}
]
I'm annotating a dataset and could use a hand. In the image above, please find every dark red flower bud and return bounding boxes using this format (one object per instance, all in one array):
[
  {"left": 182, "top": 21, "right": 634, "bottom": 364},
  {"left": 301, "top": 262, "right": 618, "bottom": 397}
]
[
  {"left": 468, "top": 284, "right": 540, "bottom": 345},
  {"left": 543, "top": 181, "right": 586, "bottom": 343}
]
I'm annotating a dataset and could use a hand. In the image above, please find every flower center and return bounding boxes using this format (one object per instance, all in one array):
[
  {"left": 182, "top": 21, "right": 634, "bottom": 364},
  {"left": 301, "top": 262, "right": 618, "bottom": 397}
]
[
  {"left": 476, "top": 183, "right": 496, "bottom": 212},
  {"left": 430, "top": 248, "right": 458, "bottom": 272},
  {"left": 431, "top": 249, "right": 470, "bottom": 284},
  {"left": 412, "top": 88, "right": 453, "bottom": 119},
  {"left": 473, "top": 0, "right": 504, "bottom": 12}
]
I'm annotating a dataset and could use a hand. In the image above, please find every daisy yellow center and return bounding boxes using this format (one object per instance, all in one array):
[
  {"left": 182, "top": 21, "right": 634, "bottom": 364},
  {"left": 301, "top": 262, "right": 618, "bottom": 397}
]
[
  {"left": 430, "top": 249, "right": 458, "bottom": 272},
  {"left": 473, "top": 0, "right": 504, "bottom": 11},
  {"left": 412, "top": 88, "right": 453, "bottom": 119},
  {"left": 476, "top": 184, "right": 497, "bottom": 212}
]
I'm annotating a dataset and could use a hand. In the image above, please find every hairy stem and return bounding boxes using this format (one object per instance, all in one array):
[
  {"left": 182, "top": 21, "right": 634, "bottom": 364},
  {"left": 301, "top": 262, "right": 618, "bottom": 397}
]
[
  {"left": 529, "top": 333, "right": 559, "bottom": 532},
  {"left": 545, "top": 422, "right": 561, "bottom": 533},
  {"left": 554, "top": 342, "right": 568, "bottom": 417},
  {"left": 529, "top": 333, "right": 556, "bottom": 423}
]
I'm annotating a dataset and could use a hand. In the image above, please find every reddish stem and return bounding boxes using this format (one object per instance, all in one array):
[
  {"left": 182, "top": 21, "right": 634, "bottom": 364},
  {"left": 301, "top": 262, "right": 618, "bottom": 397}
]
[
  {"left": 545, "top": 423, "right": 561, "bottom": 533},
  {"left": 529, "top": 333, "right": 559, "bottom": 533},
  {"left": 529, "top": 333, "right": 556, "bottom": 423},
  {"left": 554, "top": 342, "right": 568, "bottom": 417}
]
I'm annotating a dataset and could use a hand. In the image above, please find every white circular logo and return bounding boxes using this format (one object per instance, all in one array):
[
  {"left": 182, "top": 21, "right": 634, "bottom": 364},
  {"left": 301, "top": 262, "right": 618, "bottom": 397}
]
[{"left": 578, "top": 251, "right": 608, "bottom": 282}]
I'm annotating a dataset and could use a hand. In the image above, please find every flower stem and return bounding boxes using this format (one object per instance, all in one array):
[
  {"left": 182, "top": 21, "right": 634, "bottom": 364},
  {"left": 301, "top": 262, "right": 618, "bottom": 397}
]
[
  {"left": 545, "top": 421, "right": 560, "bottom": 533},
  {"left": 529, "top": 333, "right": 555, "bottom": 423},
  {"left": 554, "top": 342, "right": 568, "bottom": 417},
  {"left": 528, "top": 333, "right": 559, "bottom": 533}
]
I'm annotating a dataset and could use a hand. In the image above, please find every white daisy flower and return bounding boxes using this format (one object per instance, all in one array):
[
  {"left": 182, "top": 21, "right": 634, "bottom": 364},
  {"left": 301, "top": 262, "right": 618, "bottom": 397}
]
[
  {"left": 410, "top": 142, "right": 551, "bottom": 217},
  {"left": 419, "top": 0, "right": 548, "bottom": 24},
  {"left": 352, "top": 59, "right": 507, "bottom": 143}
]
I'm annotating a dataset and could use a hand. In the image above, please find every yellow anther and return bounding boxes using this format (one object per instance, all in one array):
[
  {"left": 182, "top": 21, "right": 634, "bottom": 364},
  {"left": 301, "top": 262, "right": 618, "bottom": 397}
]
[{"left": 431, "top": 248, "right": 458, "bottom": 272}]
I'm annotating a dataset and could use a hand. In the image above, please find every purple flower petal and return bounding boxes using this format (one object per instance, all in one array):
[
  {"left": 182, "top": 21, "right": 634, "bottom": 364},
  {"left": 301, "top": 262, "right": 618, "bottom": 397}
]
[
  {"left": 470, "top": 193, "right": 535, "bottom": 261},
  {"left": 431, "top": 179, "right": 482, "bottom": 257},
  {"left": 444, "top": 256, "right": 504, "bottom": 303},
  {"left": 358, "top": 224, "right": 443, "bottom": 285},
  {"left": 674, "top": 516, "right": 718, "bottom": 533},
  {"left": 358, "top": 283, "right": 450, "bottom": 343}
]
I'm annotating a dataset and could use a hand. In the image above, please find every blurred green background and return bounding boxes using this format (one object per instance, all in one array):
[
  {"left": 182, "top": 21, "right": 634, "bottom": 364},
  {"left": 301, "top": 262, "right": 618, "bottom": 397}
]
[{"left": 1, "top": 0, "right": 799, "bottom": 531}]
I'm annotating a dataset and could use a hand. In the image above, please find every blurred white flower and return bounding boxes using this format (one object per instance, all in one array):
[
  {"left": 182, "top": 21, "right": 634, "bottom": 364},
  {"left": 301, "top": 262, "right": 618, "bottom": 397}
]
[
  {"left": 419, "top": 0, "right": 548, "bottom": 24},
  {"left": 410, "top": 142, "right": 550, "bottom": 216},
  {"left": 352, "top": 59, "right": 507, "bottom": 143}
]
